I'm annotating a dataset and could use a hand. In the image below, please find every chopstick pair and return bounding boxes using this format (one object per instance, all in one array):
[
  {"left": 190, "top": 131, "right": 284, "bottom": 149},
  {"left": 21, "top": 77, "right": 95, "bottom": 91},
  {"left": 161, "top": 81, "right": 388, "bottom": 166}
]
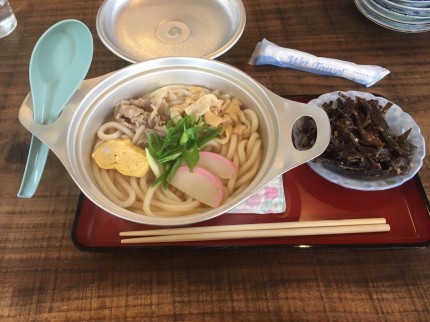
[{"left": 120, "top": 218, "right": 390, "bottom": 244}]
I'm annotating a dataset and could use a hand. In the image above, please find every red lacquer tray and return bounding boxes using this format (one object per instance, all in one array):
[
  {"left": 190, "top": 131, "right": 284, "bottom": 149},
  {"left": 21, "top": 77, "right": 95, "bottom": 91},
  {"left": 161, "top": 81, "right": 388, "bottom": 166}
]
[
  {"left": 71, "top": 95, "right": 430, "bottom": 251},
  {"left": 72, "top": 163, "right": 430, "bottom": 251}
]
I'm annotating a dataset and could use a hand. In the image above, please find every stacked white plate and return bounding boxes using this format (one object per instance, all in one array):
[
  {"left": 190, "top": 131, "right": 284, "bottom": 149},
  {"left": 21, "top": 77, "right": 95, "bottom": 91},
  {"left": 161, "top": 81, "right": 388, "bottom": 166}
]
[{"left": 355, "top": 0, "right": 430, "bottom": 32}]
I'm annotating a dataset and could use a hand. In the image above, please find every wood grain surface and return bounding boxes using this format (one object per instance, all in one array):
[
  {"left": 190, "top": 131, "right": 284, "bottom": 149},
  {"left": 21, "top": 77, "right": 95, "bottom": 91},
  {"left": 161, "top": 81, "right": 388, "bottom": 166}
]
[{"left": 1, "top": 0, "right": 429, "bottom": 320}]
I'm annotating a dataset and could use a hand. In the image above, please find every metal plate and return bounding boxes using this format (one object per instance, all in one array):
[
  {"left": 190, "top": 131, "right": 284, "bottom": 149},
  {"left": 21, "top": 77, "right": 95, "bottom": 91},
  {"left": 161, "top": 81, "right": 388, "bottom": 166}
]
[{"left": 96, "top": 0, "right": 246, "bottom": 62}]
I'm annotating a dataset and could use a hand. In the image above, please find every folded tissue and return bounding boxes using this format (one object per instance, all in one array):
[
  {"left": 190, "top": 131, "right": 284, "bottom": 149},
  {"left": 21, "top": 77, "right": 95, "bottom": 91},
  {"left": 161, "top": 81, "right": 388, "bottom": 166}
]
[
  {"left": 227, "top": 176, "right": 286, "bottom": 214},
  {"left": 249, "top": 39, "right": 389, "bottom": 87}
]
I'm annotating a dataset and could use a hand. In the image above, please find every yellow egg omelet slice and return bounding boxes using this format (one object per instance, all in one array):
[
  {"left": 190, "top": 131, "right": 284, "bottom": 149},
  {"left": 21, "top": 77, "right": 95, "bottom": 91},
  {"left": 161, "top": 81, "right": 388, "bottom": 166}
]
[{"left": 92, "top": 138, "right": 149, "bottom": 177}]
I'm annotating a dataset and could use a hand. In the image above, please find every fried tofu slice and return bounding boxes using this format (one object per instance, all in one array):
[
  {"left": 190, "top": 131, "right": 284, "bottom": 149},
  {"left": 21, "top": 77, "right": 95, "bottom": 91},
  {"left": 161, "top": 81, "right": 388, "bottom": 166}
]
[
  {"left": 204, "top": 110, "right": 223, "bottom": 127},
  {"left": 185, "top": 94, "right": 220, "bottom": 117}
]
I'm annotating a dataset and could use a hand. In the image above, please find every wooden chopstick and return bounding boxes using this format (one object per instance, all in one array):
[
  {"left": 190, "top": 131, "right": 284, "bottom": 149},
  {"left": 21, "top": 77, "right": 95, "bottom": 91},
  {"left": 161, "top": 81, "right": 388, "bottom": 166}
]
[
  {"left": 120, "top": 218, "right": 390, "bottom": 244},
  {"left": 120, "top": 218, "right": 387, "bottom": 237}
]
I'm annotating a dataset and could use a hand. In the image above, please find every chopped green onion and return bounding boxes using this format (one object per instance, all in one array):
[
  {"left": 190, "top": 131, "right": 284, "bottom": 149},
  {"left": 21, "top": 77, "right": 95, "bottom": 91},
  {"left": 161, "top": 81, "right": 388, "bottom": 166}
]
[{"left": 147, "top": 115, "right": 222, "bottom": 188}]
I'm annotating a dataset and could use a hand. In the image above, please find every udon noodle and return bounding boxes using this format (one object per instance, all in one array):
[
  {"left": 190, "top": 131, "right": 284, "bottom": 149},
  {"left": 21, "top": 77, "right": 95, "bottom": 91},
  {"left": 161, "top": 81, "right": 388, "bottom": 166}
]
[{"left": 91, "top": 85, "right": 262, "bottom": 217}]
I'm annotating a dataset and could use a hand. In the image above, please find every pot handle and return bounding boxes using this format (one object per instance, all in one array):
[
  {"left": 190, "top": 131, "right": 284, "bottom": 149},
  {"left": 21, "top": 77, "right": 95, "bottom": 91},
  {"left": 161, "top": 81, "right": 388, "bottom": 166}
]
[
  {"left": 263, "top": 87, "right": 331, "bottom": 183},
  {"left": 18, "top": 74, "right": 110, "bottom": 173}
]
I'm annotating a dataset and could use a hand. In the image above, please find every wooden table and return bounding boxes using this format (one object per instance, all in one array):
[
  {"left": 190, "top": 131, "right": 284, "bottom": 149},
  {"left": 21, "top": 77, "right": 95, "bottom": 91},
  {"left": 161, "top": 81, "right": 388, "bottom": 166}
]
[{"left": 1, "top": 0, "right": 430, "bottom": 320}]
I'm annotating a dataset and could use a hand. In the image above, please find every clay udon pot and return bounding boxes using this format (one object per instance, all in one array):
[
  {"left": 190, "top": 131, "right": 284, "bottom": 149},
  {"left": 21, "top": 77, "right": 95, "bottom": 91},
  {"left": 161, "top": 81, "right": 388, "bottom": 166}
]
[{"left": 19, "top": 57, "right": 330, "bottom": 226}]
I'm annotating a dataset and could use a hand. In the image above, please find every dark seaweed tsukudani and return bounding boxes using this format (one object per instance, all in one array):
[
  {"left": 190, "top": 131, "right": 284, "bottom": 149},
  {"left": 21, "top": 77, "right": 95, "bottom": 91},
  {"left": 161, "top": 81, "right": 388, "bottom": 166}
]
[{"left": 297, "top": 93, "right": 415, "bottom": 178}]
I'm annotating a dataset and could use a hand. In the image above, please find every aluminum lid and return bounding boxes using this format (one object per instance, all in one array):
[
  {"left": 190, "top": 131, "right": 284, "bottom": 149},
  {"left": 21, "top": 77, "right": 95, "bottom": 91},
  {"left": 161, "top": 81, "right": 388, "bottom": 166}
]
[{"left": 96, "top": 0, "right": 246, "bottom": 63}]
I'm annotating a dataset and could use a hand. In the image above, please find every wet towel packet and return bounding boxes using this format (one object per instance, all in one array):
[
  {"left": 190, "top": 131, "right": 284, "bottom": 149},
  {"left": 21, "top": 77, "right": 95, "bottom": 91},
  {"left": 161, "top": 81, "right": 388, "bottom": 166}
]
[
  {"left": 227, "top": 176, "right": 286, "bottom": 214},
  {"left": 249, "top": 39, "right": 390, "bottom": 87}
]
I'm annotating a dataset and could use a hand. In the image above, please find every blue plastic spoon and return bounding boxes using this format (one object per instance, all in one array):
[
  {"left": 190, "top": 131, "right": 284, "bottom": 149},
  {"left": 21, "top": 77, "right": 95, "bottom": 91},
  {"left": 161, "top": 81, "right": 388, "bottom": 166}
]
[{"left": 17, "top": 20, "right": 93, "bottom": 198}]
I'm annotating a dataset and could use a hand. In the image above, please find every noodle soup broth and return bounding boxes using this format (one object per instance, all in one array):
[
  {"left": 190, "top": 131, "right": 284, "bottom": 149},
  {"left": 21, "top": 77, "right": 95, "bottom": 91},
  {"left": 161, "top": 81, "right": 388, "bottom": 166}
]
[{"left": 91, "top": 84, "right": 267, "bottom": 218}]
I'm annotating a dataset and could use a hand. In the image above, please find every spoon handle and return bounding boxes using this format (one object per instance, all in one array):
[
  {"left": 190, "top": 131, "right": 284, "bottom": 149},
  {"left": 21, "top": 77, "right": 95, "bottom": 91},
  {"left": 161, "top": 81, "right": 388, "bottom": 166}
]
[{"left": 17, "top": 135, "right": 49, "bottom": 198}]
